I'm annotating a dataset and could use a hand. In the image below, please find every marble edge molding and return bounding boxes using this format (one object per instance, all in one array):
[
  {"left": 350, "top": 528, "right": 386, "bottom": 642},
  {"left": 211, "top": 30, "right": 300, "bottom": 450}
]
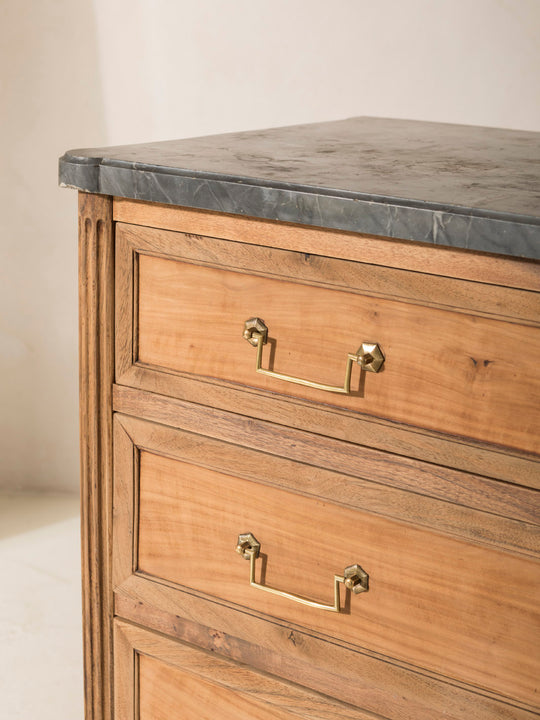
[{"left": 59, "top": 152, "right": 540, "bottom": 261}]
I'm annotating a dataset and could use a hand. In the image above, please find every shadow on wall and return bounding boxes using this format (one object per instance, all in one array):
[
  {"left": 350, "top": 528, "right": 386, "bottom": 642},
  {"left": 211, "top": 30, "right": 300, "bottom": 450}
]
[{"left": 0, "top": 1, "right": 107, "bottom": 492}]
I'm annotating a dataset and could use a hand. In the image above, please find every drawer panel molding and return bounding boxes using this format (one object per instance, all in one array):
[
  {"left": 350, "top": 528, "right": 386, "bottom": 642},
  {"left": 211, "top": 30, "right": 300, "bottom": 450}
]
[
  {"left": 114, "top": 384, "right": 540, "bottom": 490},
  {"left": 113, "top": 413, "right": 540, "bottom": 709},
  {"left": 114, "top": 620, "right": 379, "bottom": 720},
  {"left": 115, "top": 579, "right": 540, "bottom": 720},
  {"left": 116, "top": 223, "right": 540, "bottom": 456}
]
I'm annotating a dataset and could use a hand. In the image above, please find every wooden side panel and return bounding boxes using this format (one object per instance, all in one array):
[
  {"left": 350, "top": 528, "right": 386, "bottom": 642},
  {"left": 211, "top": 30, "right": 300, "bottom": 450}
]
[
  {"left": 136, "top": 253, "right": 540, "bottom": 453},
  {"left": 79, "top": 192, "right": 115, "bottom": 720},
  {"left": 114, "top": 621, "right": 380, "bottom": 720},
  {"left": 134, "top": 449, "right": 540, "bottom": 705}
]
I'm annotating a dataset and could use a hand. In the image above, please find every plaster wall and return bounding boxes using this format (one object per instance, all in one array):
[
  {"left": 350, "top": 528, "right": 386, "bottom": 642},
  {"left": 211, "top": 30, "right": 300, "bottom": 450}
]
[{"left": 1, "top": 0, "right": 539, "bottom": 490}]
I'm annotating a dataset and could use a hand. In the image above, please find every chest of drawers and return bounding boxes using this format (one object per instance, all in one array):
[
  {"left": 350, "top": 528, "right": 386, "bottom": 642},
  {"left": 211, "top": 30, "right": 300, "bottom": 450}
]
[{"left": 61, "top": 118, "right": 540, "bottom": 720}]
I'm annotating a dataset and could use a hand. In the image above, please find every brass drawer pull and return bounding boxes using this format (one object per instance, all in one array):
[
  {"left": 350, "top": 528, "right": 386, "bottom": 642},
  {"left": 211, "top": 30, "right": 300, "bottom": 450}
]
[
  {"left": 236, "top": 532, "right": 368, "bottom": 613},
  {"left": 243, "top": 317, "right": 384, "bottom": 394}
]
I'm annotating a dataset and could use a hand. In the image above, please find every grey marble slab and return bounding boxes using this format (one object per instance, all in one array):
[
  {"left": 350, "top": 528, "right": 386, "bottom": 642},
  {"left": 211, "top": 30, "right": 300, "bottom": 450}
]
[{"left": 59, "top": 117, "right": 540, "bottom": 260}]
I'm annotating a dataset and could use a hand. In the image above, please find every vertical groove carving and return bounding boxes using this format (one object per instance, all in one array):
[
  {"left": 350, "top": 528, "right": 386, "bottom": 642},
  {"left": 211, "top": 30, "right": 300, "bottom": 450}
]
[{"left": 79, "top": 193, "right": 114, "bottom": 720}]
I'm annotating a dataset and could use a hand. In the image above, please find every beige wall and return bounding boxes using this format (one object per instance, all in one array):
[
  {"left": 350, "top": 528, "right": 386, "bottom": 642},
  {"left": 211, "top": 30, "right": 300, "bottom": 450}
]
[{"left": 1, "top": 0, "right": 539, "bottom": 491}]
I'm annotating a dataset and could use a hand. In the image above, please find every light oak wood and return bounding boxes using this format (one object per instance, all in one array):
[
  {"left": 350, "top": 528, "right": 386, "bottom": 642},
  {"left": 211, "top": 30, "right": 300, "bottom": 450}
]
[
  {"left": 113, "top": 198, "right": 540, "bottom": 291},
  {"left": 114, "top": 222, "right": 540, "bottom": 483},
  {"left": 110, "top": 411, "right": 540, "bottom": 715},
  {"left": 74, "top": 190, "right": 540, "bottom": 720},
  {"left": 117, "top": 222, "right": 540, "bottom": 323},
  {"left": 113, "top": 413, "right": 539, "bottom": 557},
  {"left": 112, "top": 414, "right": 540, "bottom": 709},
  {"left": 114, "top": 223, "right": 540, "bottom": 455},
  {"left": 115, "top": 576, "right": 539, "bottom": 720},
  {"left": 139, "top": 654, "right": 304, "bottom": 720},
  {"left": 112, "top": 415, "right": 540, "bottom": 718},
  {"left": 78, "top": 192, "right": 114, "bottom": 720},
  {"left": 113, "top": 376, "right": 540, "bottom": 491},
  {"left": 114, "top": 620, "right": 383, "bottom": 720},
  {"left": 135, "top": 253, "right": 540, "bottom": 453},
  {"left": 130, "top": 449, "right": 540, "bottom": 705},
  {"left": 113, "top": 385, "right": 540, "bottom": 506}
]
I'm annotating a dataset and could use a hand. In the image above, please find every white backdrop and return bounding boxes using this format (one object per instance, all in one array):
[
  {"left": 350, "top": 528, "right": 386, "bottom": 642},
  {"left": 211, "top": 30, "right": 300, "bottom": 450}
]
[{"left": 1, "top": 0, "right": 539, "bottom": 491}]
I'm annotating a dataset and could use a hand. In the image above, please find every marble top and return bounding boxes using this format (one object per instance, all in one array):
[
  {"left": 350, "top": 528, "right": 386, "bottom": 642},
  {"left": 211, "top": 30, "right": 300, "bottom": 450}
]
[{"left": 59, "top": 117, "right": 540, "bottom": 260}]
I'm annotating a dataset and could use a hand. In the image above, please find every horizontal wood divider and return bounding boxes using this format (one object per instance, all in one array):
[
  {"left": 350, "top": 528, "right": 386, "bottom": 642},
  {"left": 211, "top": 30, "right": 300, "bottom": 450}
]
[
  {"left": 112, "top": 388, "right": 540, "bottom": 540},
  {"left": 115, "top": 365, "right": 540, "bottom": 488}
]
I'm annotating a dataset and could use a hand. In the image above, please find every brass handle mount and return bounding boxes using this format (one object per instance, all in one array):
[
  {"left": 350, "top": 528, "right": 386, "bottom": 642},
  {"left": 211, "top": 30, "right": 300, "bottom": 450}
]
[
  {"left": 236, "top": 532, "right": 368, "bottom": 613},
  {"left": 243, "top": 317, "right": 384, "bottom": 395}
]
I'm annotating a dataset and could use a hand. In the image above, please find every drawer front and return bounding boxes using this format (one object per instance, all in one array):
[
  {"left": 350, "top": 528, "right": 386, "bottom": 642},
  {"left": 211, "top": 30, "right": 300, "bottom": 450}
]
[
  {"left": 116, "top": 223, "right": 540, "bottom": 455},
  {"left": 114, "top": 621, "right": 371, "bottom": 720},
  {"left": 113, "top": 414, "right": 540, "bottom": 709}
]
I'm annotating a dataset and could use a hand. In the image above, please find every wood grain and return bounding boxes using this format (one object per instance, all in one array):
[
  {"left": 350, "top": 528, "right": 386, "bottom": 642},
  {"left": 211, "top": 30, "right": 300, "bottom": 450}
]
[
  {"left": 78, "top": 192, "right": 114, "bottom": 720},
  {"left": 113, "top": 198, "right": 540, "bottom": 292},
  {"left": 117, "top": 222, "right": 540, "bottom": 324},
  {"left": 113, "top": 375, "right": 540, "bottom": 490},
  {"left": 115, "top": 577, "right": 539, "bottom": 720},
  {"left": 133, "top": 449, "right": 540, "bottom": 705},
  {"left": 112, "top": 414, "right": 540, "bottom": 717},
  {"left": 113, "top": 413, "right": 539, "bottom": 558},
  {"left": 115, "top": 620, "right": 382, "bottom": 720},
  {"left": 112, "top": 388, "right": 540, "bottom": 521},
  {"left": 114, "top": 224, "right": 540, "bottom": 483},
  {"left": 139, "top": 654, "right": 300, "bottom": 720},
  {"left": 135, "top": 252, "right": 540, "bottom": 453}
]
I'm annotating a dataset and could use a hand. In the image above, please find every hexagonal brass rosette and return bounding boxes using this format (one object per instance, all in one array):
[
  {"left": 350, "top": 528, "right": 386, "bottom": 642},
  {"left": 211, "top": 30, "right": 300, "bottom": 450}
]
[
  {"left": 356, "top": 343, "right": 385, "bottom": 373},
  {"left": 236, "top": 532, "right": 261, "bottom": 560},
  {"left": 343, "top": 563, "right": 369, "bottom": 593},
  {"left": 243, "top": 317, "right": 268, "bottom": 346}
]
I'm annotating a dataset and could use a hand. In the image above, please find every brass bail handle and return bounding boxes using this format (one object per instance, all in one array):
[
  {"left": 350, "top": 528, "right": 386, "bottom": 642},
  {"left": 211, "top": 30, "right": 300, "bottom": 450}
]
[
  {"left": 236, "top": 533, "right": 369, "bottom": 614},
  {"left": 243, "top": 317, "right": 384, "bottom": 395}
]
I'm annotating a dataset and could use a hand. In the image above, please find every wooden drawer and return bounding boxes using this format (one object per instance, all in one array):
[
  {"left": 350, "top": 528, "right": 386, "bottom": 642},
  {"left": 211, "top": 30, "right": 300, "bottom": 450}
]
[
  {"left": 113, "top": 413, "right": 540, "bottom": 712},
  {"left": 114, "top": 620, "right": 374, "bottom": 720},
  {"left": 116, "top": 222, "right": 540, "bottom": 456}
]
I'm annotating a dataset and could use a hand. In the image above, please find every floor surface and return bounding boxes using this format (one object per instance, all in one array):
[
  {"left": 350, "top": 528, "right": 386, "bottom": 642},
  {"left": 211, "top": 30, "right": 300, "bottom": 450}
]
[{"left": 0, "top": 492, "right": 84, "bottom": 719}]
